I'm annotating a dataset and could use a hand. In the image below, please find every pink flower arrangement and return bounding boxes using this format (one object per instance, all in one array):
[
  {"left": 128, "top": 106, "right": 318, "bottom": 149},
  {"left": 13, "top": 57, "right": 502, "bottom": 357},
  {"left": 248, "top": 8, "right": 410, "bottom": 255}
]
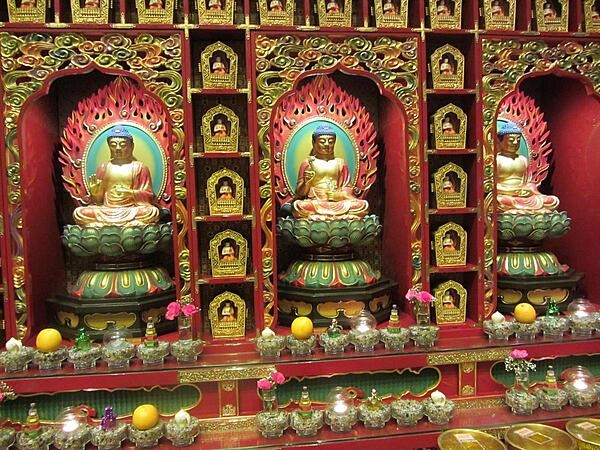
[
  {"left": 166, "top": 301, "right": 199, "bottom": 321},
  {"left": 509, "top": 349, "right": 528, "bottom": 359},
  {"left": 257, "top": 371, "right": 286, "bottom": 390},
  {"left": 505, "top": 348, "right": 536, "bottom": 373},
  {"left": 405, "top": 288, "right": 435, "bottom": 304}
]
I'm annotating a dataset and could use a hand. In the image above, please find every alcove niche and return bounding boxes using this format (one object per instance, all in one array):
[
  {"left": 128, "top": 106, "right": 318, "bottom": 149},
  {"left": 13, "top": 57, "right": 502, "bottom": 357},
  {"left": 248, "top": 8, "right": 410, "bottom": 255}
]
[
  {"left": 19, "top": 71, "right": 176, "bottom": 337},
  {"left": 497, "top": 73, "right": 600, "bottom": 299},
  {"left": 272, "top": 71, "right": 413, "bottom": 326}
]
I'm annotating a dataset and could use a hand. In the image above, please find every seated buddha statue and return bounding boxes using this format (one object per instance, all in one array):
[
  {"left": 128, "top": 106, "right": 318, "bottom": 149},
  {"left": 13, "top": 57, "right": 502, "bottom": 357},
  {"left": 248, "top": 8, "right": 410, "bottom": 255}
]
[
  {"left": 496, "top": 121, "right": 559, "bottom": 214},
  {"left": 291, "top": 125, "right": 369, "bottom": 220},
  {"left": 73, "top": 127, "right": 161, "bottom": 228}
]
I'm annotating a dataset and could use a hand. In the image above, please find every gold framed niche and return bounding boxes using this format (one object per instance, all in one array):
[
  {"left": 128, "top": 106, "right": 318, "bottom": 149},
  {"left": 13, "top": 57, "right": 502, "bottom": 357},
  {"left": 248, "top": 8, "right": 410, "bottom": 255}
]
[
  {"left": 317, "top": 0, "right": 352, "bottom": 27},
  {"left": 70, "top": 0, "right": 110, "bottom": 23},
  {"left": 433, "top": 221, "right": 467, "bottom": 267},
  {"left": 209, "top": 230, "right": 248, "bottom": 277},
  {"left": 434, "top": 280, "right": 467, "bottom": 325},
  {"left": 202, "top": 105, "right": 239, "bottom": 153},
  {"left": 200, "top": 42, "right": 238, "bottom": 89},
  {"left": 374, "top": 0, "right": 408, "bottom": 28},
  {"left": 7, "top": 0, "right": 46, "bottom": 22},
  {"left": 584, "top": 0, "right": 600, "bottom": 32},
  {"left": 483, "top": 0, "right": 515, "bottom": 30},
  {"left": 534, "top": 0, "right": 568, "bottom": 32},
  {"left": 431, "top": 44, "right": 464, "bottom": 90},
  {"left": 433, "top": 162, "right": 467, "bottom": 209},
  {"left": 429, "top": 0, "right": 461, "bottom": 29},
  {"left": 431, "top": 103, "right": 467, "bottom": 150},
  {"left": 135, "top": 0, "right": 175, "bottom": 24},
  {"left": 207, "top": 168, "right": 244, "bottom": 216},
  {"left": 258, "top": 0, "right": 295, "bottom": 25},
  {"left": 208, "top": 291, "right": 246, "bottom": 339},
  {"left": 197, "top": 0, "right": 235, "bottom": 25}
]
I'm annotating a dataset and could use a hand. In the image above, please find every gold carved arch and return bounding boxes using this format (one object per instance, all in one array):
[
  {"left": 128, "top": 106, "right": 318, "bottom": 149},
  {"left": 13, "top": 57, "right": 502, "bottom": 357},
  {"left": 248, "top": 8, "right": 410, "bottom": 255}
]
[
  {"left": 482, "top": 39, "right": 600, "bottom": 318},
  {"left": 0, "top": 32, "right": 187, "bottom": 339},
  {"left": 254, "top": 34, "right": 421, "bottom": 326}
]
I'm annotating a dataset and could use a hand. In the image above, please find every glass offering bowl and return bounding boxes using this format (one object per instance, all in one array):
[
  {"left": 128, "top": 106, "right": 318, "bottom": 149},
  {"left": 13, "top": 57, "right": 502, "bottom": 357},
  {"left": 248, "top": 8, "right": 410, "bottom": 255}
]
[
  {"left": 390, "top": 399, "right": 424, "bottom": 426},
  {"left": 53, "top": 423, "right": 91, "bottom": 450},
  {"left": 290, "top": 410, "right": 323, "bottom": 437},
  {"left": 483, "top": 319, "right": 516, "bottom": 342},
  {"left": 33, "top": 347, "right": 68, "bottom": 371},
  {"left": 504, "top": 388, "right": 539, "bottom": 416},
  {"left": 0, "top": 427, "right": 15, "bottom": 449},
  {"left": 16, "top": 427, "right": 56, "bottom": 450},
  {"left": 286, "top": 335, "right": 316, "bottom": 357},
  {"left": 357, "top": 402, "right": 391, "bottom": 429},
  {"left": 165, "top": 416, "right": 200, "bottom": 447},
  {"left": 128, "top": 422, "right": 164, "bottom": 448},
  {"left": 90, "top": 423, "right": 128, "bottom": 450},
  {"left": 408, "top": 325, "right": 439, "bottom": 349},
  {"left": 255, "top": 334, "right": 286, "bottom": 359},
  {"left": 348, "top": 328, "right": 380, "bottom": 353},
  {"left": 379, "top": 327, "right": 410, "bottom": 351},
  {"left": 68, "top": 345, "right": 102, "bottom": 370},
  {"left": 170, "top": 339, "right": 204, "bottom": 363},
  {"left": 535, "top": 387, "right": 569, "bottom": 412},
  {"left": 136, "top": 341, "right": 170, "bottom": 366},
  {"left": 100, "top": 339, "right": 135, "bottom": 369},
  {"left": 513, "top": 321, "right": 541, "bottom": 342},
  {"left": 537, "top": 316, "right": 569, "bottom": 340},
  {"left": 0, "top": 346, "right": 34, "bottom": 373},
  {"left": 319, "top": 332, "right": 349, "bottom": 355},
  {"left": 255, "top": 410, "right": 289, "bottom": 438},
  {"left": 423, "top": 397, "right": 455, "bottom": 425}
]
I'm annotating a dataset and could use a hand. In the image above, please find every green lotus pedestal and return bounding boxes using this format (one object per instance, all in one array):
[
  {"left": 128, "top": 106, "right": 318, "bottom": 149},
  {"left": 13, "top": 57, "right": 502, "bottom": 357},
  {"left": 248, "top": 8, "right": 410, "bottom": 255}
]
[
  {"left": 46, "top": 223, "right": 176, "bottom": 339},
  {"left": 277, "top": 215, "right": 396, "bottom": 327},
  {"left": 496, "top": 211, "right": 582, "bottom": 314}
]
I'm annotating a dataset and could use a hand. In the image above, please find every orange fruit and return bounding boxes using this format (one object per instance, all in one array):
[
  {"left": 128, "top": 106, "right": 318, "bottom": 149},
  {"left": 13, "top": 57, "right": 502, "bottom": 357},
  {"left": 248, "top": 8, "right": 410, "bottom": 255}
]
[
  {"left": 514, "top": 303, "right": 537, "bottom": 324},
  {"left": 35, "top": 328, "right": 63, "bottom": 353},
  {"left": 132, "top": 404, "right": 160, "bottom": 430},
  {"left": 291, "top": 316, "right": 313, "bottom": 340}
]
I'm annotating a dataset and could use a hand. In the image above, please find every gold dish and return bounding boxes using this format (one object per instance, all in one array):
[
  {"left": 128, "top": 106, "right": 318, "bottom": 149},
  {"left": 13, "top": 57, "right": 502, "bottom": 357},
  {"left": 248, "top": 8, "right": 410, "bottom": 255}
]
[
  {"left": 505, "top": 423, "right": 577, "bottom": 450},
  {"left": 438, "top": 428, "right": 507, "bottom": 450},
  {"left": 566, "top": 418, "right": 600, "bottom": 450}
]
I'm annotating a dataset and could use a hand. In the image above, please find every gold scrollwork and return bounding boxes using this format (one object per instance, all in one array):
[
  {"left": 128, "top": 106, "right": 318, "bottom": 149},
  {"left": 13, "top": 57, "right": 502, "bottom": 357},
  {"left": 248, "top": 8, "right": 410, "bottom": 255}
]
[
  {"left": 221, "top": 404, "right": 237, "bottom": 416},
  {"left": 461, "top": 384, "right": 475, "bottom": 396},
  {"left": 220, "top": 380, "right": 236, "bottom": 392},
  {"left": 461, "top": 362, "right": 475, "bottom": 374},
  {"left": 198, "top": 416, "right": 256, "bottom": 432},
  {"left": 178, "top": 365, "right": 276, "bottom": 383},
  {"left": 427, "top": 348, "right": 510, "bottom": 365},
  {"left": 454, "top": 397, "right": 505, "bottom": 410}
]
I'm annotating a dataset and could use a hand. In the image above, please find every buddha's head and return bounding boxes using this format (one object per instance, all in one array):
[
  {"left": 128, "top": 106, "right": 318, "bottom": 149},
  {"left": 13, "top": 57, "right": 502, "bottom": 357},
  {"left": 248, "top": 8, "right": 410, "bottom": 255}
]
[
  {"left": 311, "top": 125, "right": 337, "bottom": 160},
  {"left": 106, "top": 127, "right": 134, "bottom": 164},
  {"left": 498, "top": 121, "right": 522, "bottom": 155}
]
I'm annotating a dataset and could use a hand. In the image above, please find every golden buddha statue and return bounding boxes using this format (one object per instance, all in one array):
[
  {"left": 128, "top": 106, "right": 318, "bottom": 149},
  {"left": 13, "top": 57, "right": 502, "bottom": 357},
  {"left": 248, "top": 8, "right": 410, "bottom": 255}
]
[
  {"left": 73, "top": 127, "right": 160, "bottom": 228},
  {"left": 496, "top": 122, "right": 559, "bottom": 214},
  {"left": 291, "top": 125, "right": 369, "bottom": 220}
]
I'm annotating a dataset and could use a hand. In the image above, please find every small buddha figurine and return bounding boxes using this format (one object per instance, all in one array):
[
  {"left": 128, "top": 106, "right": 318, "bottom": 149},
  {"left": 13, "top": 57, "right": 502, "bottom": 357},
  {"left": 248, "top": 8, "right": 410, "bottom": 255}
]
[
  {"left": 298, "top": 386, "right": 313, "bottom": 418},
  {"left": 592, "top": 5, "right": 600, "bottom": 20},
  {"left": 442, "top": 232, "right": 457, "bottom": 252},
  {"left": 143, "top": 317, "right": 158, "bottom": 348},
  {"left": 208, "top": 0, "right": 223, "bottom": 11},
  {"left": 290, "top": 125, "right": 369, "bottom": 220},
  {"left": 20, "top": 0, "right": 36, "bottom": 8},
  {"left": 387, "top": 304, "right": 401, "bottom": 333},
  {"left": 491, "top": 0, "right": 505, "bottom": 17},
  {"left": 220, "top": 302, "right": 236, "bottom": 322},
  {"left": 24, "top": 403, "right": 42, "bottom": 438},
  {"left": 543, "top": 1, "right": 557, "bottom": 19},
  {"left": 326, "top": 0, "right": 341, "bottom": 13},
  {"left": 101, "top": 406, "right": 117, "bottom": 432},
  {"left": 327, "top": 319, "right": 343, "bottom": 338},
  {"left": 220, "top": 241, "right": 236, "bottom": 261},
  {"left": 442, "top": 175, "right": 456, "bottom": 193},
  {"left": 436, "top": 0, "right": 451, "bottom": 15},
  {"left": 546, "top": 298, "right": 560, "bottom": 316},
  {"left": 84, "top": 0, "right": 100, "bottom": 7},
  {"left": 211, "top": 56, "right": 227, "bottom": 74},
  {"left": 218, "top": 180, "right": 234, "bottom": 200},
  {"left": 442, "top": 117, "right": 456, "bottom": 135},
  {"left": 544, "top": 365, "right": 559, "bottom": 396},
  {"left": 439, "top": 58, "right": 454, "bottom": 75},
  {"left": 73, "top": 126, "right": 160, "bottom": 228},
  {"left": 442, "top": 290, "right": 457, "bottom": 309},
  {"left": 269, "top": 0, "right": 284, "bottom": 11},
  {"left": 212, "top": 118, "right": 228, "bottom": 137},
  {"left": 496, "top": 121, "right": 560, "bottom": 214},
  {"left": 382, "top": 0, "right": 397, "bottom": 15},
  {"left": 148, "top": 0, "right": 163, "bottom": 8},
  {"left": 75, "top": 328, "right": 92, "bottom": 352}
]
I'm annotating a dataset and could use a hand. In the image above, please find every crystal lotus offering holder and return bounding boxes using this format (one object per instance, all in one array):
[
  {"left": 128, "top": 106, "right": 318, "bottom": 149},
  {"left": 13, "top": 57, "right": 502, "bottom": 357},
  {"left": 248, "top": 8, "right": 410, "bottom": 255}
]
[
  {"left": 286, "top": 334, "right": 316, "bottom": 356},
  {"left": 68, "top": 329, "right": 101, "bottom": 370},
  {"left": 33, "top": 346, "right": 68, "bottom": 371},
  {"left": 17, "top": 403, "right": 55, "bottom": 450},
  {"left": 0, "top": 337, "right": 34, "bottom": 372},
  {"left": 128, "top": 421, "right": 164, "bottom": 448},
  {"left": 255, "top": 327, "right": 286, "bottom": 358},
  {"left": 101, "top": 324, "right": 135, "bottom": 369},
  {"left": 513, "top": 320, "right": 540, "bottom": 342},
  {"left": 408, "top": 325, "right": 439, "bottom": 349},
  {"left": 255, "top": 370, "right": 289, "bottom": 438},
  {"left": 379, "top": 328, "right": 409, "bottom": 351},
  {"left": 504, "top": 349, "right": 539, "bottom": 415},
  {"left": 348, "top": 310, "right": 380, "bottom": 352},
  {"left": 535, "top": 366, "right": 568, "bottom": 412},
  {"left": 390, "top": 398, "right": 424, "bottom": 426},
  {"left": 563, "top": 366, "right": 599, "bottom": 408},
  {"left": 90, "top": 407, "right": 127, "bottom": 450},
  {"left": 483, "top": 312, "right": 516, "bottom": 341},
  {"left": 165, "top": 409, "right": 200, "bottom": 447},
  {"left": 324, "top": 387, "right": 358, "bottom": 433},
  {"left": 567, "top": 297, "right": 597, "bottom": 337},
  {"left": 537, "top": 315, "right": 569, "bottom": 340},
  {"left": 319, "top": 319, "right": 349, "bottom": 354},
  {"left": 136, "top": 341, "right": 169, "bottom": 366},
  {"left": 357, "top": 389, "right": 391, "bottom": 429},
  {"left": 290, "top": 386, "right": 323, "bottom": 437},
  {"left": 53, "top": 407, "right": 91, "bottom": 450},
  {"left": 423, "top": 391, "right": 455, "bottom": 425},
  {"left": 0, "top": 427, "right": 15, "bottom": 449},
  {"left": 170, "top": 338, "right": 204, "bottom": 363}
]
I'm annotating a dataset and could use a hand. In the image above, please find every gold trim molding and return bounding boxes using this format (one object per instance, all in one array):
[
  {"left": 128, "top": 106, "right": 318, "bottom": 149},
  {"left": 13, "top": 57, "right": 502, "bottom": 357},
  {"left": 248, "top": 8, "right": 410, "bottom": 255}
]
[
  {"left": 198, "top": 416, "right": 256, "bottom": 432},
  {"left": 454, "top": 397, "right": 505, "bottom": 410},
  {"left": 427, "top": 348, "right": 510, "bottom": 365},
  {"left": 178, "top": 365, "right": 275, "bottom": 383}
]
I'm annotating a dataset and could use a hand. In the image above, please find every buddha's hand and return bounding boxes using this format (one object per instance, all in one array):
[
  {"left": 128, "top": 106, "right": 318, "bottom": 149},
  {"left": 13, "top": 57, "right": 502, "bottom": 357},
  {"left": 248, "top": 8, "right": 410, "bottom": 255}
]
[
  {"left": 303, "top": 169, "right": 315, "bottom": 182},
  {"left": 88, "top": 175, "right": 103, "bottom": 195},
  {"left": 327, "top": 191, "right": 345, "bottom": 201},
  {"left": 110, "top": 184, "right": 134, "bottom": 198}
]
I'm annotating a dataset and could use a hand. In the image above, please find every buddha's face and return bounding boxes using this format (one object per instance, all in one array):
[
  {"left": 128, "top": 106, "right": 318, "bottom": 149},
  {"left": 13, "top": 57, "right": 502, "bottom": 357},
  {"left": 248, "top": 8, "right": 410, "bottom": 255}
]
[
  {"left": 108, "top": 137, "right": 134, "bottom": 163},
  {"left": 500, "top": 133, "right": 521, "bottom": 155},
  {"left": 312, "top": 134, "right": 336, "bottom": 159}
]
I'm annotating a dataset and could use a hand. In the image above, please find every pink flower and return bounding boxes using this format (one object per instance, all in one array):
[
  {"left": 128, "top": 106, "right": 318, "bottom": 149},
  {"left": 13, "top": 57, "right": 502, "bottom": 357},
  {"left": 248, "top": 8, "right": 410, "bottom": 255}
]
[
  {"left": 257, "top": 379, "right": 273, "bottom": 390},
  {"left": 510, "top": 349, "right": 528, "bottom": 359},
  {"left": 181, "top": 304, "right": 199, "bottom": 317},
  {"left": 405, "top": 287, "right": 434, "bottom": 304},
  {"left": 0, "top": 393, "right": 4, "bottom": 402},
  {"left": 165, "top": 302, "right": 181, "bottom": 320},
  {"left": 405, "top": 288, "right": 419, "bottom": 301},
  {"left": 417, "top": 291, "right": 435, "bottom": 304},
  {"left": 271, "top": 371, "right": 285, "bottom": 384}
]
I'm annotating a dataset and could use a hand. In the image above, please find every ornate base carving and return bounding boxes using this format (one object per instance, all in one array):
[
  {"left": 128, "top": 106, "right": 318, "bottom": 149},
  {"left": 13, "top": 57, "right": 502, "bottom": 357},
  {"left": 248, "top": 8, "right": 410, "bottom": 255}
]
[
  {"left": 45, "top": 290, "right": 176, "bottom": 339},
  {"left": 278, "top": 256, "right": 380, "bottom": 288},
  {"left": 497, "top": 269, "right": 583, "bottom": 314},
  {"left": 497, "top": 247, "right": 569, "bottom": 276},
  {"left": 277, "top": 278, "right": 396, "bottom": 327}
]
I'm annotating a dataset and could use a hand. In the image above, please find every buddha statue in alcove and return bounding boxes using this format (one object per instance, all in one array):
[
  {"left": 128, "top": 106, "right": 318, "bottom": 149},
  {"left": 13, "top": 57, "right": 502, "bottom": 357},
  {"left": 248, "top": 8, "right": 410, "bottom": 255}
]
[
  {"left": 495, "top": 90, "right": 579, "bottom": 314},
  {"left": 273, "top": 76, "right": 394, "bottom": 327}
]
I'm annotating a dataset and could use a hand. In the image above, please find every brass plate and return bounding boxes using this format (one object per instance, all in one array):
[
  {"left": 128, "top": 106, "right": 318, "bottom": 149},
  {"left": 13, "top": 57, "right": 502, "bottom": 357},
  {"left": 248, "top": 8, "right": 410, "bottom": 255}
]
[
  {"left": 566, "top": 418, "right": 600, "bottom": 450},
  {"left": 505, "top": 423, "right": 577, "bottom": 450},
  {"left": 438, "top": 428, "right": 507, "bottom": 450}
]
